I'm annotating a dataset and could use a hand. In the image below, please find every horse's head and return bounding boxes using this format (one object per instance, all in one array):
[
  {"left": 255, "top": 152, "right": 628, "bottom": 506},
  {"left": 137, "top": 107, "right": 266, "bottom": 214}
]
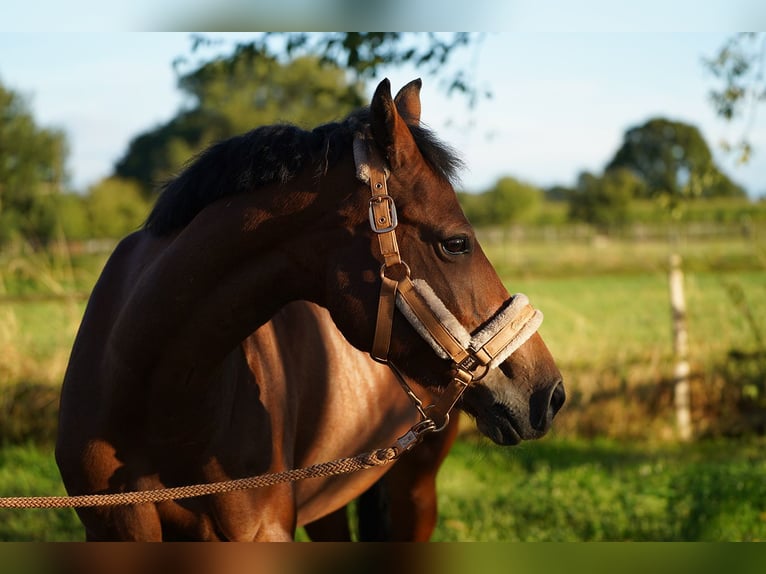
[{"left": 326, "top": 78, "right": 564, "bottom": 445}]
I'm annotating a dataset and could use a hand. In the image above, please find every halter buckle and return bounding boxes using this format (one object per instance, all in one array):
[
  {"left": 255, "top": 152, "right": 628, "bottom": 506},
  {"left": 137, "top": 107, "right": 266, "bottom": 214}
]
[{"left": 368, "top": 196, "right": 398, "bottom": 234}]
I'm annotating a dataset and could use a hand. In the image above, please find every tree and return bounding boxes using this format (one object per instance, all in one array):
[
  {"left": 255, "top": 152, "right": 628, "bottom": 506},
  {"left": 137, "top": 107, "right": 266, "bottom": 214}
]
[
  {"left": 486, "top": 176, "right": 542, "bottom": 225},
  {"left": 55, "top": 193, "right": 91, "bottom": 240},
  {"left": 458, "top": 176, "right": 542, "bottom": 226},
  {"left": 567, "top": 169, "right": 644, "bottom": 230},
  {"left": 113, "top": 109, "right": 224, "bottom": 196},
  {"left": 457, "top": 190, "right": 492, "bottom": 226},
  {"left": 179, "top": 52, "right": 365, "bottom": 132},
  {"left": 606, "top": 117, "right": 745, "bottom": 203},
  {"left": 115, "top": 55, "right": 366, "bottom": 195},
  {"left": 705, "top": 33, "right": 766, "bottom": 163},
  {"left": 118, "top": 33, "right": 487, "bottom": 196},
  {"left": 182, "top": 33, "right": 485, "bottom": 104},
  {"left": 86, "top": 177, "right": 150, "bottom": 238},
  {"left": 0, "top": 81, "right": 68, "bottom": 246}
]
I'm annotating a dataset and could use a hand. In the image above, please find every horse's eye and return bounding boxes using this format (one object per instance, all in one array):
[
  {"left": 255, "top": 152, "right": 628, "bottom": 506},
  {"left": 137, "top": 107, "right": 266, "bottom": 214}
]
[{"left": 441, "top": 236, "right": 471, "bottom": 256}]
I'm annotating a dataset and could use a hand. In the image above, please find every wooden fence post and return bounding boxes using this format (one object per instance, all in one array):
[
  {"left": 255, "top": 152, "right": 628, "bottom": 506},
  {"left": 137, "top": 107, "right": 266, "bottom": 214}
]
[{"left": 669, "top": 253, "right": 692, "bottom": 441}]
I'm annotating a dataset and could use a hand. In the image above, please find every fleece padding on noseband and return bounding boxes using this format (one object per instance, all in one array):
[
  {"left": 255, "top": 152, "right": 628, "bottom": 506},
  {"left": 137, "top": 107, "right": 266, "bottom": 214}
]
[
  {"left": 469, "top": 293, "right": 544, "bottom": 369},
  {"left": 395, "top": 279, "right": 543, "bottom": 369},
  {"left": 395, "top": 280, "right": 471, "bottom": 361}
]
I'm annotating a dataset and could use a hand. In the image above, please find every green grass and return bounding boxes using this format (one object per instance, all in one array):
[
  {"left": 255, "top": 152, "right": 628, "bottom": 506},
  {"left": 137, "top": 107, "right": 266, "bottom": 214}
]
[
  {"left": 2, "top": 301, "right": 84, "bottom": 365},
  {"left": 502, "top": 269, "right": 766, "bottom": 438},
  {"left": 432, "top": 434, "right": 766, "bottom": 541},
  {"left": 0, "top": 247, "right": 100, "bottom": 387},
  {"left": 509, "top": 270, "right": 766, "bottom": 368},
  {"left": 479, "top": 226, "right": 766, "bottom": 279},
  {"left": 3, "top": 437, "right": 766, "bottom": 541},
  {"left": 0, "top": 230, "right": 764, "bottom": 539},
  {"left": 0, "top": 444, "right": 83, "bottom": 541},
  {"left": 10, "top": 267, "right": 761, "bottom": 393},
  {"left": 2, "top": 234, "right": 764, "bottom": 441}
]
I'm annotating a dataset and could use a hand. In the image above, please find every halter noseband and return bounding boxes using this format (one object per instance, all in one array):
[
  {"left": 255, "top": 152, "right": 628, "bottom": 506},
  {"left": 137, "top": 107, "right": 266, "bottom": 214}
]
[{"left": 353, "top": 131, "right": 544, "bottom": 452}]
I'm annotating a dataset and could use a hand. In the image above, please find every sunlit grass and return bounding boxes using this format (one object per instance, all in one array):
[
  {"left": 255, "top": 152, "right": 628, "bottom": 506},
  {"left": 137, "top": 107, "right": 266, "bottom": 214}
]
[
  {"left": 4, "top": 437, "right": 765, "bottom": 541},
  {"left": 433, "top": 435, "right": 766, "bottom": 541},
  {"left": 0, "top": 228, "right": 764, "bottom": 540},
  {"left": 479, "top": 226, "right": 765, "bottom": 279},
  {"left": 509, "top": 271, "right": 766, "bottom": 370},
  {"left": 0, "top": 444, "right": 83, "bottom": 541}
]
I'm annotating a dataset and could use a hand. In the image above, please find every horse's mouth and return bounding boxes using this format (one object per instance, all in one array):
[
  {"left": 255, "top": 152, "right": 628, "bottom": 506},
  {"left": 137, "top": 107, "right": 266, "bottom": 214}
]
[{"left": 472, "top": 403, "right": 523, "bottom": 446}]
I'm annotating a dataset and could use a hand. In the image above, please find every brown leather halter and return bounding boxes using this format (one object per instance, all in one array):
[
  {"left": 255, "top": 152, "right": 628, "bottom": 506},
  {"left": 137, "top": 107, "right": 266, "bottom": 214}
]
[{"left": 354, "top": 132, "right": 544, "bottom": 452}]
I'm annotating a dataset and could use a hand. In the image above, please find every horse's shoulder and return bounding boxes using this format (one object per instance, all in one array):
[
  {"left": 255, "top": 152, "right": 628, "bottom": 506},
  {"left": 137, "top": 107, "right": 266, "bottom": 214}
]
[
  {"left": 94, "top": 230, "right": 169, "bottom": 299},
  {"left": 70, "top": 231, "right": 167, "bottom": 362}
]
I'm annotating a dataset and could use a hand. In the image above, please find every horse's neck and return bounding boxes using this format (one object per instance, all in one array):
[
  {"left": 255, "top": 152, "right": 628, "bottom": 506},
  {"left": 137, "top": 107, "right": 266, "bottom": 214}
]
[{"left": 108, "top": 183, "right": 329, "bottom": 382}]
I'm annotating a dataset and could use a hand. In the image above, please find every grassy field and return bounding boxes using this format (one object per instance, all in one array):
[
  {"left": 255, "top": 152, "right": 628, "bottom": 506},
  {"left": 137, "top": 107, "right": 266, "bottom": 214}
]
[
  {"left": 433, "top": 433, "right": 766, "bottom": 541},
  {"left": 0, "top": 226, "right": 764, "bottom": 540},
  {"left": 0, "top": 444, "right": 82, "bottom": 541},
  {"left": 481, "top": 228, "right": 766, "bottom": 438},
  {"left": 3, "top": 264, "right": 763, "bottom": 441},
  {"left": 2, "top": 435, "right": 766, "bottom": 541}
]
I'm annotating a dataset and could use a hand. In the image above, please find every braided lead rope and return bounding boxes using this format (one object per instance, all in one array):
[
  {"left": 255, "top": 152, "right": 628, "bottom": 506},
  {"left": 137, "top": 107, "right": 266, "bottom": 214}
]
[{"left": 0, "top": 447, "right": 398, "bottom": 510}]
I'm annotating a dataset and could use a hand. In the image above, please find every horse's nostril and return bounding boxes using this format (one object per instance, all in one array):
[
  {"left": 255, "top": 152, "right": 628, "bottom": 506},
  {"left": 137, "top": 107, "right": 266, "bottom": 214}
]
[
  {"left": 530, "top": 379, "right": 566, "bottom": 432},
  {"left": 550, "top": 380, "right": 566, "bottom": 418}
]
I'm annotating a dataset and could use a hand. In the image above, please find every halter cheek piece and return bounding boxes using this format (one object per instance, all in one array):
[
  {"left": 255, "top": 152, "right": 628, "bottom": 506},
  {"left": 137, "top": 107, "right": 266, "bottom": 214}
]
[{"left": 354, "top": 132, "right": 544, "bottom": 453}]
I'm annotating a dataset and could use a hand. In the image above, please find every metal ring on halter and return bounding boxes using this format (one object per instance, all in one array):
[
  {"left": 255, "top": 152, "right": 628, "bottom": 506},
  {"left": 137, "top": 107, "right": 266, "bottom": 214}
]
[
  {"left": 466, "top": 361, "right": 490, "bottom": 382},
  {"left": 413, "top": 418, "right": 438, "bottom": 435},
  {"left": 456, "top": 353, "right": 491, "bottom": 382},
  {"left": 424, "top": 406, "right": 451, "bottom": 433},
  {"left": 380, "top": 261, "right": 410, "bottom": 281}
]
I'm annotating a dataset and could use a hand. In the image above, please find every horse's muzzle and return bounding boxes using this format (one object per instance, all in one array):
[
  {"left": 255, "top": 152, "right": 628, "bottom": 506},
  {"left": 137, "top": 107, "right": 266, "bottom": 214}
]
[{"left": 461, "top": 376, "right": 566, "bottom": 446}]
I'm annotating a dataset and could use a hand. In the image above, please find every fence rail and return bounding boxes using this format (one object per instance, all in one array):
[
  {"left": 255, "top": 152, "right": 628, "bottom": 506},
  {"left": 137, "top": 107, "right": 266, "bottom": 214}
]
[
  {"left": 0, "top": 293, "right": 89, "bottom": 304},
  {"left": 475, "top": 220, "right": 762, "bottom": 244}
]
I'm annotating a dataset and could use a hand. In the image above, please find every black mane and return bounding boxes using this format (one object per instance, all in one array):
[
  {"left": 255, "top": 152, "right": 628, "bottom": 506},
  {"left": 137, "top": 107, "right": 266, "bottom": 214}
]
[{"left": 144, "top": 108, "right": 463, "bottom": 236}]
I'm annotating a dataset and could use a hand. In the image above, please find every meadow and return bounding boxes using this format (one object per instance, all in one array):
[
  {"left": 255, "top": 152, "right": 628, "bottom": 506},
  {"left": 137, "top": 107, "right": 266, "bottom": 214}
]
[
  {"left": 3, "top": 435, "right": 766, "bottom": 541},
  {"left": 433, "top": 433, "right": 766, "bottom": 541},
  {"left": 0, "top": 223, "right": 764, "bottom": 540}
]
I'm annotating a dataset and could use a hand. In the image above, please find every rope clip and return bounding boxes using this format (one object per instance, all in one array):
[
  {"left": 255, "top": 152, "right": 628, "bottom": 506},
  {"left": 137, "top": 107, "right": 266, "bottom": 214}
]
[{"left": 394, "top": 419, "right": 437, "bottom": 455}]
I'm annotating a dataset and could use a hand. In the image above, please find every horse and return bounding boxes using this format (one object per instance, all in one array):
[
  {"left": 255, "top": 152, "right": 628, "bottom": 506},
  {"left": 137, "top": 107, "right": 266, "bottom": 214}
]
[
  {"left": 251, "top": 301, "right": 461, "bottom": 542},
  {"left": 55, "top": 78, "right": 565, "bottom": 541}
]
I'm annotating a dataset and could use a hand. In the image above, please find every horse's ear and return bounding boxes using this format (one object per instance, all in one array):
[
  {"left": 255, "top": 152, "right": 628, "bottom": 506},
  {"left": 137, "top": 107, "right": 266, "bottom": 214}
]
[
  {"left": 370, "top": 78, "right": 418, "bottom": 169},
  {"left": 394, "top": 78, "right": 422, "bottom": 126}
]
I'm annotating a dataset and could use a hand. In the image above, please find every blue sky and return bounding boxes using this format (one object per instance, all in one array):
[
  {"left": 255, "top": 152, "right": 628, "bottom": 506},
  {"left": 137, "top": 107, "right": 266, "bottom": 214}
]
[
  {"left": 1, "top": 31, "right": 765, "bottom": 197},
  {"left": 2, "top": 1, "right": 765, "bottom": 32}
]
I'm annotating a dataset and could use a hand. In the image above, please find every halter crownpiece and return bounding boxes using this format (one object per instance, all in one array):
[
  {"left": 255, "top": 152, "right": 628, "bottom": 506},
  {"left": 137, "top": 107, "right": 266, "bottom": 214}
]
[{"left": 353, "top": 131, "right": 544, "bottom": 451}]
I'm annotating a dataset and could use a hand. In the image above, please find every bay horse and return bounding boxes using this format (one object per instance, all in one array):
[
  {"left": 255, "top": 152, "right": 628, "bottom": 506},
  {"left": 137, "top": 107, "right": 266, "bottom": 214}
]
[{"left": 56, "top": 78, "right": 564, "bottom": 541}]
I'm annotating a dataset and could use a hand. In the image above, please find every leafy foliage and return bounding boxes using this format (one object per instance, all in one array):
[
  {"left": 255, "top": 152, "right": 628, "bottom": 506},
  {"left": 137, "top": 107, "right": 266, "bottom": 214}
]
[
  {"left": 86, "top": 177, "right": 150, "bottom": 238},
  {"left": 54, "top": 193, "right": 91, "bottom": 241},
  {"left": 606, "top": 117, "right": 745, "bottom": 202},
  {"left": 115, "top": 54, "right": 366, "bottom": 196},
  {"left": 567, "top": 169, "right": 645, "bottom": 230},
  {"left": 558, "top": 117, "right": 747, "bottom": 229},
  {"left": 0, "top": 82, "right": 68, "bottom": 246},
  {"left": 50, "top": 178, "right": 150, "bottom": 240},
  {"left": 705, "top": 33, "right": 766, "bottom": 163},
  {"left": 459, "top": 176, "right": 543, "bottom": 226},
  {"left": 184, "top": 33, "right": 483, "bottom": 103}
]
